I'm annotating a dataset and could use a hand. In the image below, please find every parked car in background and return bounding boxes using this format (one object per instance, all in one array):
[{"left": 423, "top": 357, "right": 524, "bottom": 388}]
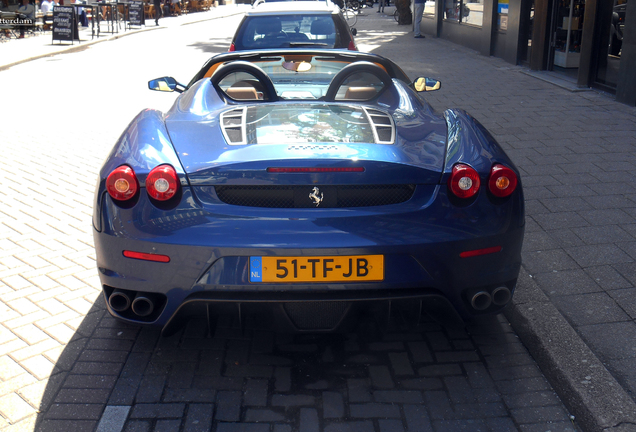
[
  {"left": 93, "top": 49, "right": 525, "bottom": 335},
  {"left": 229, "top": 1, "right": 357, "bottom": 51}
]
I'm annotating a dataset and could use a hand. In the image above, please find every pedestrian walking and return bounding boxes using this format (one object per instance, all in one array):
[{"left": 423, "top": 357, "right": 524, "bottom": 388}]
[
  {"left": 413, "top": 0, "right": 425, "bottom": 38},
  {"left": 376, "top": 0, "right": 385, "bottom": 13},
  {"left": 153, "top": 0, "right": 162, "bottom": 25},
  {"left": 17, "top": 0, "right": 35, "bottom": 38}
]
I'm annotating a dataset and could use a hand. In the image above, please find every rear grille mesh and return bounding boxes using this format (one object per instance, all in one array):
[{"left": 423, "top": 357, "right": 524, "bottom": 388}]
[{"left": 214, "top": 184, "right": 416, "bottom": 208}]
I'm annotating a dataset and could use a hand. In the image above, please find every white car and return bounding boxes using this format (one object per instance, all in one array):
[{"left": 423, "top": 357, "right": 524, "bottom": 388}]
[{"left": 229, "top": 1, "right": 357, "bottom": 51}]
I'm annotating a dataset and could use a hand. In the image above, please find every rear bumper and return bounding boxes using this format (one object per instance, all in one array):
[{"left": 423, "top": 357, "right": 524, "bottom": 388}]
[
  {"left": 101, "top": 286, "right": 479, "bottom": 335},
  {"left": 94, "top": 183, "right": 524, "bottom": 332},
  {"left": 96, "top": 234, "right": 522, "bottom": 332}
]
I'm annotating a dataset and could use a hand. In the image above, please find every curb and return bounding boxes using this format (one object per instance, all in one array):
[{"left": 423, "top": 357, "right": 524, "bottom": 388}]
[
  {"left": 0, "top": 8, "right": 245, "bottom": 72},
  {"left": 505, "top": 269, "right": 636, "bottom": 432}
]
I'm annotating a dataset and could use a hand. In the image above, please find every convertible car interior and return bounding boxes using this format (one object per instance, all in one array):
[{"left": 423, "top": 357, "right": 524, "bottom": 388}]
[{"left": 205, "top": 56, "right": 390, "bottom": 102}]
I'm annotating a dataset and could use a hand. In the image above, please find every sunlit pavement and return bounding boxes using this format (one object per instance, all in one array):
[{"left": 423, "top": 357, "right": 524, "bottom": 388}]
[{"left": 1, "top": 5, "right": 636, "bottom": 432}]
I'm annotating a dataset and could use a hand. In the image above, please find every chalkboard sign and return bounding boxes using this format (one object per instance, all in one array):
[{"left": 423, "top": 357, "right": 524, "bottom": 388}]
[
  {"left": 128, "top": 0, "right": 144, "bottom": 27},
  {"left": 52, "top": 5, "right": 78, "bottom": 43}
]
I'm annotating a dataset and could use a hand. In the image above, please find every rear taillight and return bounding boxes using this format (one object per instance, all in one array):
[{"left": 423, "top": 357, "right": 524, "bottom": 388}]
[
  {"left": 488, "top": 164, "right": 518, "bottom": 198},
  {"left": 146, "top": 165, "right": 179, "bottom": 201},
  {"left": 348, "top": 40, "right": 357, "bottom": 51},
  {"left": 229, "top": 43, "right": 235, "bottom": 52},
  {"left": 448, "top": 164, "right": 480, "bottom": 199},
  {"left": 106, "top": 166, "right": 138, "bottom": 201}
]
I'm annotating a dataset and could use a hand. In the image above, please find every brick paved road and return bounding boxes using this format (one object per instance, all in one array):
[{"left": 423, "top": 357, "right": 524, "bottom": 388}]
[
  {"left": 366, "top": 14, "right": 636, "bottom": 407},
  {"left": 0, "top": 10, "right": 601, "bottom": 432}
]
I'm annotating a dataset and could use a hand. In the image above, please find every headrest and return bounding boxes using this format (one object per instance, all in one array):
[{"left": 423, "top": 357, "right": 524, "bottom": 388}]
[
  {"left": 255, "top": 18, "right": 281, "bottom": 34},
  {"left": 310, "top": 19, "right": 333, "bottom": 36},
  {"left": 343, "top": 87, "right": 378, "bottom": 101},
  {"left": 226, "top": 87, "right": 259, "bottom": 101}
]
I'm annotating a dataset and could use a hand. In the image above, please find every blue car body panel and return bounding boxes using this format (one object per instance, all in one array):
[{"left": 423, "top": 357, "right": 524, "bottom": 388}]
[{"left": 93, "top": 50, "right": 524, "bottom": 333}]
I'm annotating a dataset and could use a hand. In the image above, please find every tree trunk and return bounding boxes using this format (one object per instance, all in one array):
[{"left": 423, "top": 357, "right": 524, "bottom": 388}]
[{"left": 396, "top": 0, "right": 412, "bottom": 25}]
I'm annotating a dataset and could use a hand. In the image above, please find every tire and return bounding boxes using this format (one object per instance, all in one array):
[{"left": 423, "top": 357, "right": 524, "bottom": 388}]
[
  {"left": 344, "top": 8, "right": 357, "bottom": 27},
  {"left": 394, "top": 9, "right": 399, "bottom": 22}
]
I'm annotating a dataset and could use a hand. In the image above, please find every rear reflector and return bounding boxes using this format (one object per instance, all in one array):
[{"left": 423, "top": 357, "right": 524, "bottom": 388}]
[
  {"left": 460, "top": 246, "right": 502, "bottom": 258},
  {"left": 123, "top": 251, "right": 170, "bottom": 263},
  {"left": 267, "top": 167, "right": 364, "bottom": 173}
]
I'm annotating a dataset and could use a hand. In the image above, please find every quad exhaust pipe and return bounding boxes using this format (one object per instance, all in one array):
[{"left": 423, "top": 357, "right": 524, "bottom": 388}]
[
  {"left": 108, "top": 290, "right": 131, "bottom": 312},
  {"left": 470, "top": 287, "right": 512, "bottom": 311},
  {"left": 131, "top": 293, "right": 155, "bottom": 317},
  {"left": 491, "top": 286, "right": 511, "bottom": 306},
  {"left": 108, "top": 290, "right": 156, "bottom": 317},
  {"left": 470, "top": 291, "right": 491, "bottom": 310}
]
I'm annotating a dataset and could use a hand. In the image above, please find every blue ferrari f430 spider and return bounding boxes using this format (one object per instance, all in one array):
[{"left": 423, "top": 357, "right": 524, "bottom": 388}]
[{"left": 93, "top": 49, "right": 524, "bottom": 334}]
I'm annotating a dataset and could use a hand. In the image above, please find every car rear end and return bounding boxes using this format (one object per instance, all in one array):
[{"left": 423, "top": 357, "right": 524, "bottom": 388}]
[
  {"left": 93, "top": 101, "right": 524, "bottom": 334},
  {"left": 230, "top": 4, "right": 356, "bottom": 51}
]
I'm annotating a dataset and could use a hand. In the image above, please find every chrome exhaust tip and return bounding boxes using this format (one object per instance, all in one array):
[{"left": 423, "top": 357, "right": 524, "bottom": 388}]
[
  {"left": 109, "top": 290, "right": 131, "bottom": 312},
  {"left": 491, "top": 287, "right": 511, "bottom": 306},
  {"left": 471, "top": 291, "right": 492, "bottom": 311},
  {"left": 131, "top": 293, "right": 155, "bottom": 317}
]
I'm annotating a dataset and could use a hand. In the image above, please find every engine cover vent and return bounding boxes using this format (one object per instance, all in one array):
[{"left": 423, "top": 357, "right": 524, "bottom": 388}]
[
  {"left": 220, "top": 107, "right": 247, "bottom": 145},
  {"left": 364, "top": 108, "right": 395, "bottom": 144}
]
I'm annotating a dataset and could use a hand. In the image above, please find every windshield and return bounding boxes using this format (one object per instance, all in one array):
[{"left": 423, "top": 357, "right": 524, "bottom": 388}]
[{"left": 236, "top": 14, "right": 343, "bottom": 50}]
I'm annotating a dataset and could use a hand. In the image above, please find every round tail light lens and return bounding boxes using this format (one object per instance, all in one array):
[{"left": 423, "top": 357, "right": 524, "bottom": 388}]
[
  {"left": 106, "top": 166, "right": 138, "bottom": 201},
  {"left": 488, "top": 164, "right": 518, "bottom": 197},
  {"left": 448, "top": 164, "right": 481, "bottom": 199},
  {"left": 146, "top": 165, "right": 179, "bottom": 201}
]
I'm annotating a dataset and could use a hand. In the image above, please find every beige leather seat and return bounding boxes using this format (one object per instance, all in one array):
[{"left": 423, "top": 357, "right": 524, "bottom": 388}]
[
  {"left": 226, "top": 87, "right": 259, "bottom": 101},
  {"left": 343, "top": 86, "right": 377, "bottom": 101}
]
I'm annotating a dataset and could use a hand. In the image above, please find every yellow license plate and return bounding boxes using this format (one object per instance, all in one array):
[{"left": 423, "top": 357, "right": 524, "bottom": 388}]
[{"left": 249, "top": 255, "right": 384, "bottom": 283}]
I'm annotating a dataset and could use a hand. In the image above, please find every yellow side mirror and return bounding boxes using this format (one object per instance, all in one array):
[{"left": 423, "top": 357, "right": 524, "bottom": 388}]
[{"left": 413, "top": 77, "right": 441, "bottom": 92}]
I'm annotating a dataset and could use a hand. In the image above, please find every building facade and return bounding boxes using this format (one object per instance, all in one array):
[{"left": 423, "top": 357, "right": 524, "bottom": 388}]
[{"left": 418, "top": 0, "right": 635, "bottom": 105}]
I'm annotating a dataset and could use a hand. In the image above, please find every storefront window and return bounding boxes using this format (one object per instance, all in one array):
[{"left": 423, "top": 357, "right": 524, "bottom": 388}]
[
  {"left": 551, "top": 0, "right": 585, "bottom": 70},
  {"left": 423, "top": 0, "right": 435, "bottom": 16},
  {"left": 595, "top": 0, "right": 627, "bottom": 88},
  {"left": 464, "top": 0, "right": 484, "bottom": 26},
  {"left": 444, "top": 0, "right": 460, "bottom": 21},
  {"left": 444, "top": 0, "right": 484, "bottom": 26}
]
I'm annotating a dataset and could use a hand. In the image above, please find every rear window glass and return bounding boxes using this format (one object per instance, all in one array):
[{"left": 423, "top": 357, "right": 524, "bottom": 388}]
[{"left": 236, "top": 15, "right": 341, "bottom": 50}]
